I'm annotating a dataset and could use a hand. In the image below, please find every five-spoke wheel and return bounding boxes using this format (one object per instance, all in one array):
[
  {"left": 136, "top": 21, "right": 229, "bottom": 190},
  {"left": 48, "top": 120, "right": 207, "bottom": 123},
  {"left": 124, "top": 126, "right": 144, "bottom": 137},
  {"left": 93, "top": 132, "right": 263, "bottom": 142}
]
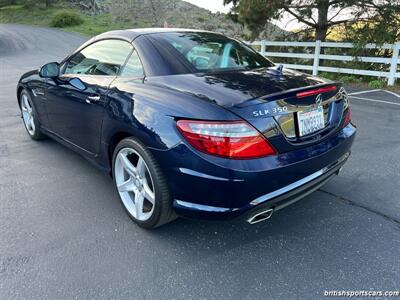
[
  {"left": 112, "top": 138, "right": 176, "bottom": 228},
  {"left": 19, "top": 90, "right": 46, "bottom": 140},
  {"left": 114, "top": 148, "right": 155, "bottom": 221},
  {"left": 20, "top": 92, "right": 36, "bottom": 136}
]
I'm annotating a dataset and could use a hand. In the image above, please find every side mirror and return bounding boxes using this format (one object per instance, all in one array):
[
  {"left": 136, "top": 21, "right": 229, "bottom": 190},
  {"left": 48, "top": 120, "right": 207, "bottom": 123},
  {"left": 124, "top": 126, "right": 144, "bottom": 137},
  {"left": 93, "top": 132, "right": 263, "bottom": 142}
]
[{"left": 39, "top": 62, "right": 60, "bottom": 78}]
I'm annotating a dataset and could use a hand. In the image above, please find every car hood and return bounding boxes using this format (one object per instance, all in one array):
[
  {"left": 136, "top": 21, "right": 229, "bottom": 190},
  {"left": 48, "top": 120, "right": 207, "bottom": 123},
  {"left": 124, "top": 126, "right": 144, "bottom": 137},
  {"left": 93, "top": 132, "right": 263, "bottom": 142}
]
[{"left": 145, "top": 67, "right": 329, "bottom": 108}]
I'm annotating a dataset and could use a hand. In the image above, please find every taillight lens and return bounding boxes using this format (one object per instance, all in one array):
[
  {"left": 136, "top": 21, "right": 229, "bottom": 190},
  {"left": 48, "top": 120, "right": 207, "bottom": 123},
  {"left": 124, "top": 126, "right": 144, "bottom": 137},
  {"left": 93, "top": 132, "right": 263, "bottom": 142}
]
[
  {"left": 296, "top": 85, "right": 337, "bottom": 98},
  {"left": 176, "top": 120, "right": 277, "bottom": 159},
  {"left": 343, "top": 108, "right": 351, "bottom": 127}
]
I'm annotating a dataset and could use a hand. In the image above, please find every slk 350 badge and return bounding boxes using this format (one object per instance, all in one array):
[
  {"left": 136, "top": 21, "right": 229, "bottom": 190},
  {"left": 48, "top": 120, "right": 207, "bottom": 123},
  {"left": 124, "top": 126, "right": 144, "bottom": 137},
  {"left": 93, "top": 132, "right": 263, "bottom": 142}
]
[{"left": 253, "top": 106, "right": 288, "bottom": 117}]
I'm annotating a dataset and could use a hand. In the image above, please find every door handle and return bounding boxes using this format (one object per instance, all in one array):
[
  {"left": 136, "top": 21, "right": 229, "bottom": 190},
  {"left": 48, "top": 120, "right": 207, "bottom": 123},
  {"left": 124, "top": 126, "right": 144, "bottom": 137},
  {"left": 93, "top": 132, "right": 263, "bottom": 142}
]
[{"left": 86, "top": 95, "right": 101, "bottom": 103}]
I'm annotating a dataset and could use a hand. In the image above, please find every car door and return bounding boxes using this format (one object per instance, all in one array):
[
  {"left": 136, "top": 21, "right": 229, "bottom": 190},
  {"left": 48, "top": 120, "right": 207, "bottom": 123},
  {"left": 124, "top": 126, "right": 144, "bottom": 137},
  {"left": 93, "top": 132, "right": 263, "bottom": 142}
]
[{"left": 45, "top": 39, "right": 134, "bottom": 155}]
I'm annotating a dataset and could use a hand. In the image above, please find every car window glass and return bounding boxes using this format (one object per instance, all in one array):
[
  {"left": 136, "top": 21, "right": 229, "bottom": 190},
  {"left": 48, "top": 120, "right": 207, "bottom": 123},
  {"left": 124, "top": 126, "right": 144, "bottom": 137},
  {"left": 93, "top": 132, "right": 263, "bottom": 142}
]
[
  {"left": 64, "top": 40, "right": 132, "bottom": 76},
  {"left": 152, "top": 32, "right": 273, "bottom": 72},
  {"left": 120, "top": 50, "right": 144, "bottom": 77}
]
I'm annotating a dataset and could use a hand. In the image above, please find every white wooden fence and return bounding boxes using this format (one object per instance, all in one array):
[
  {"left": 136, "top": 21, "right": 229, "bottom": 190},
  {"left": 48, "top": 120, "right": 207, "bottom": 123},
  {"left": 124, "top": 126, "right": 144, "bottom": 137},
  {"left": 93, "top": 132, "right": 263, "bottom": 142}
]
[{"left": 248, "top": 40, "right": 400, "bottom": 86}]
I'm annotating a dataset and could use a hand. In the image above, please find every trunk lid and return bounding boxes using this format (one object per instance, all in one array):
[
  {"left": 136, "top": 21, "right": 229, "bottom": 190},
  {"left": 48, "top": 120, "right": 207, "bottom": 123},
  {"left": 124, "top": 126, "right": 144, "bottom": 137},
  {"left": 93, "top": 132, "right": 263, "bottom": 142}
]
[{"left": 146, "top": 67, "right": 347, "bottom": 152}]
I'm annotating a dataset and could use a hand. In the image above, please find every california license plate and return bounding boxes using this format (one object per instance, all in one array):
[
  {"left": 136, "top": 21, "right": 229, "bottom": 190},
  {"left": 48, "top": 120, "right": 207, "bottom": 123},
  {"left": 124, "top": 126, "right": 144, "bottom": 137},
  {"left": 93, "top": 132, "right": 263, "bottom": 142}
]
[{"left": 297, "top": 106, "right": 325, "bottom": 137}]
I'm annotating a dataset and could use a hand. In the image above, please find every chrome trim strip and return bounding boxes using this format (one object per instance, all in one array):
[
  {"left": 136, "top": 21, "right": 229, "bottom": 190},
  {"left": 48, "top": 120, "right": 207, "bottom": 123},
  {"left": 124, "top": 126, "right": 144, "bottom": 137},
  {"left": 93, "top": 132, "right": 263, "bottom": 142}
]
[
  {"left": 175, "top": 200, "right": 233, "bottom": 212},
  {"left": 175, "top": 153, "right": 349, "bottom": 213},
  {"left": 178, "top": 168, "right": 244, "bottom": 182},
  {"left": 32, "top": 89, "right": 44, "bottom": 96},
  {"left": 250, "top": 169, "right": 324, "bottom": 205},
  {"left": 250, "top": 153, "right": 349, "bottom": 206},
  {"left": 273, "top": 175, "right": 332, "bottom": 211}
]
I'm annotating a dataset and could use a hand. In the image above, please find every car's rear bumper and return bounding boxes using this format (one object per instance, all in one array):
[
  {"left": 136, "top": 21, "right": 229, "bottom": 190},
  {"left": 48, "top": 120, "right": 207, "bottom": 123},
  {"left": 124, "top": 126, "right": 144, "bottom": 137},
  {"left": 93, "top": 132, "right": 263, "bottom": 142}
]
[
  {"left": 174, "top": 153, "right": 350, "bottom": 219},
  {"left": 151, "top": 124, "right": 356, "bottom": 220},
  {"left": 173, "top": 152, "right": 347, "bottom": 220}
]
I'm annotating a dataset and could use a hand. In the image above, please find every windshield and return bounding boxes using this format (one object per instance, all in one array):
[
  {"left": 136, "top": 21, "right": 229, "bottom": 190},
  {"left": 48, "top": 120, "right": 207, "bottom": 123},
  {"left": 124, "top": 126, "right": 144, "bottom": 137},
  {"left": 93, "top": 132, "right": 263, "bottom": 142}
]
[{"left": 148, "top": 32, "right": 274, "bottom": 73}]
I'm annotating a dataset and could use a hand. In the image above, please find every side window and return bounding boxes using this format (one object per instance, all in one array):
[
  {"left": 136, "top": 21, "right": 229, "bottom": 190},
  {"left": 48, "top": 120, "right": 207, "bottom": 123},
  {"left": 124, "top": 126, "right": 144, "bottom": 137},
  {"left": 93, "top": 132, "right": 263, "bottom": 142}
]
[
  {"left": 64, "top": 40, "right": 133, "bottom": 76},
  {"left": 120, "top": 50, "right": 144, "bottom": 77}
]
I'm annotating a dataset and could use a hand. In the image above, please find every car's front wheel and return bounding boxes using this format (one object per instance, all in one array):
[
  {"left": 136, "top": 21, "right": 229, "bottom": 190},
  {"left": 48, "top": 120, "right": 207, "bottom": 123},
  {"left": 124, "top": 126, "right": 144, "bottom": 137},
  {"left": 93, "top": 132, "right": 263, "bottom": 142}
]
[
  {"left": 112, "top": 137, "right": 176, "bottom": 228},
  {"left": 19, "top": 89, "right": 46, "bottom": 140}
]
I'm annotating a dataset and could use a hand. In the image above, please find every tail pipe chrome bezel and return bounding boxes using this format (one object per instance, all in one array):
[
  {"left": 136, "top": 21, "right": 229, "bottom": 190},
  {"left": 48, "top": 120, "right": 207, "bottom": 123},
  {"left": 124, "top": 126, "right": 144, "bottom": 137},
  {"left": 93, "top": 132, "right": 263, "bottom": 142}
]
[{"left": 247, "top": 208, "right": 274, "bottom": 224}]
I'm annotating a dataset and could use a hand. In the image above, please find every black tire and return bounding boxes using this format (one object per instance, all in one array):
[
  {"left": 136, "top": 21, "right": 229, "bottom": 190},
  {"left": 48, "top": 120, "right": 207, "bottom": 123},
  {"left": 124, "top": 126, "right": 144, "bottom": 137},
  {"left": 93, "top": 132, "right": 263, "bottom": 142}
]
[
  {"left": 112, "top": 137, "right": 177, "bottom": 229},
  {"left": 19, "top": 89, "right": 47, "bottom": 140}
]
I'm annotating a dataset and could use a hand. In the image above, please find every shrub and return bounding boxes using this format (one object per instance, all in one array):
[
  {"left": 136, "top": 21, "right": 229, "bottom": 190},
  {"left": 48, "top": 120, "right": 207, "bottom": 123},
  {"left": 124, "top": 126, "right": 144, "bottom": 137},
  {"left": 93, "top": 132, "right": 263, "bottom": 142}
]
[
  {"left": 50, "top": 10, "right": 83, "bottom": 28},
  {"left": 368, "top": 79, "right": 386, "bottom": 89},
  {"left": 339, "top": 75, "right": 355, "bottom": 84},
  {"left": 319, "top": 72, "right": 336, "bottom": 80}
]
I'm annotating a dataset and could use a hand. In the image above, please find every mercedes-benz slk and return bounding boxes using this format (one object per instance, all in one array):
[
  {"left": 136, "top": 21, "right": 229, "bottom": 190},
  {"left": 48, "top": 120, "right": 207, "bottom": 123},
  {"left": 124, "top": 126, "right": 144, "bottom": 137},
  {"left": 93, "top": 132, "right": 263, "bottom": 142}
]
[{"left": 17, "top": 28, "right": 356, "bottom": 228}]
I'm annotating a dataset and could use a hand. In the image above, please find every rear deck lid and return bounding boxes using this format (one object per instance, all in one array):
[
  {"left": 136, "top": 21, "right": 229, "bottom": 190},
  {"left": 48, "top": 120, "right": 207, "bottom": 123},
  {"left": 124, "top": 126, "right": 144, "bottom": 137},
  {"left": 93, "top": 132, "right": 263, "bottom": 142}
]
[
  {"left": 146, "top": 67, "right": 348, "bottom": 152},
  {"left": 228, "top": 83, "right": 347, "bottom": 152}
]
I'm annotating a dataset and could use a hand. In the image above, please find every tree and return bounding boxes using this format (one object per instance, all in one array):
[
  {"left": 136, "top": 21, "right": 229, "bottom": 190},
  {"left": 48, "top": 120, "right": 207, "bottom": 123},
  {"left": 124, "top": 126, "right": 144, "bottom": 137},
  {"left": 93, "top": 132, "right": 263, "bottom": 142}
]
[{"left": 224, "top": 0, "right": 400, "bottom": 42}]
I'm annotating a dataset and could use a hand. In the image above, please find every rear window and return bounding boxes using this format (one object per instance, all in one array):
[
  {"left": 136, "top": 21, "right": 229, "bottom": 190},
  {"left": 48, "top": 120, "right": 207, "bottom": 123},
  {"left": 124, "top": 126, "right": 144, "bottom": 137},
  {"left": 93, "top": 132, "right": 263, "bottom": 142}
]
[{"left": 149, "top": 32, "right": 274, "bottom": 73}]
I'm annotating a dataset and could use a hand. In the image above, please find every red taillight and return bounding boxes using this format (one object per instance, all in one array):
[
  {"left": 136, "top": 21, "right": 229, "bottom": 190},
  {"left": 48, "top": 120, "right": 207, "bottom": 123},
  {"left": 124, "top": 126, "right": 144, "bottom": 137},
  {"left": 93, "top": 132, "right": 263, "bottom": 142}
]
[
  {"left": 343, "top": 107, "right": 351, "bottom": 127},
  {"left": 296, "top": 85, "right": 337, "bottom": 98},
  {"left": 176, "top": 120, "right": 277, "bottom": 159}
]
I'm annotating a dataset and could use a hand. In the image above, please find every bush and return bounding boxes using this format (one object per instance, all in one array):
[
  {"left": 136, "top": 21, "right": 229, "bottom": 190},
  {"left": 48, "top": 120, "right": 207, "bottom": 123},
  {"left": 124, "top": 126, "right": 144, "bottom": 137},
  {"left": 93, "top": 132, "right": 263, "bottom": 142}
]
[
  {"left": 339, "top": 75, "right": 354, "bottom": 84},
  {"left": 50, "top": 10, "right": 83, "bottom": 28},
  {"left": 336, "top": 75, "right": 363, "bottom": 85},
  {"left": 319, "top": 73, "right": 363, "bottom": 84},
  {"left": 368, "top": 79, "right": 386, "bottom": 89},
  {"left": 319, "top": 72, "right": 337, "bottom": 81}
]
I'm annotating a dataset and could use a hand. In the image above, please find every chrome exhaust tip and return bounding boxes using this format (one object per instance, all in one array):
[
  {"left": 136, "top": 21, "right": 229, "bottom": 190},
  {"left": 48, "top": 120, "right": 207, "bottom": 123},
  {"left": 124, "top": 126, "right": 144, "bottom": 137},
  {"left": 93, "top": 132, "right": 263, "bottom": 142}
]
[{"left": 247, "top": 208, "right": 273, "bottom": 224}]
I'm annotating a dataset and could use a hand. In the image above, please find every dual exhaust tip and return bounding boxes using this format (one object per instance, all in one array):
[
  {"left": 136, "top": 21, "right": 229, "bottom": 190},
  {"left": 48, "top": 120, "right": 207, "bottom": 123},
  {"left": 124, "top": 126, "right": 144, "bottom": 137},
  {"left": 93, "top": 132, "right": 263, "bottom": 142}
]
[{"left": 247, "top": 208, "right": 274, "bottom": 224}]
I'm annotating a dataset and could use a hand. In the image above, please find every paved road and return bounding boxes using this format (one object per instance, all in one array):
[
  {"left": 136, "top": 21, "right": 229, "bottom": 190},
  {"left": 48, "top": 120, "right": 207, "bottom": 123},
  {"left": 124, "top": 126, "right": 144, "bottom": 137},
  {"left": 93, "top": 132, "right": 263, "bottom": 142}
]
[{"left": 1, "top": 24, "right": 399, "bottom": 300}]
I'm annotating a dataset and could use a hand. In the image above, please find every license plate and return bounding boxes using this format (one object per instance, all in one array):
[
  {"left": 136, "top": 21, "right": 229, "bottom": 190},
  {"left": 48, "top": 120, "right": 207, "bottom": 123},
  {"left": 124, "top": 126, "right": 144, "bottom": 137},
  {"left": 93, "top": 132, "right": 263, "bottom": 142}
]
[{"left": 297, "top": 106, "right": 325, "bottom": 137}]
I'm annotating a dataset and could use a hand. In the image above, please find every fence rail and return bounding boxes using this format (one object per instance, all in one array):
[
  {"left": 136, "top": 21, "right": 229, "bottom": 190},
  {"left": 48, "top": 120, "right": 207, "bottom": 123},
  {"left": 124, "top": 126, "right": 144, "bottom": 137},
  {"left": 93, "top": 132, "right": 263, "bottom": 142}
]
[{"left": 248, "top": 40, "right": 400, "bottom": 85}]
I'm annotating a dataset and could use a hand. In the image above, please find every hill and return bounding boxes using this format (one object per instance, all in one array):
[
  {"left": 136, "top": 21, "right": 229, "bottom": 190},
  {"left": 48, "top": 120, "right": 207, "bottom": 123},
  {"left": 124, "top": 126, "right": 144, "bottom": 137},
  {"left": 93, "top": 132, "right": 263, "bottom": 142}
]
[
  {"left": 101, "top": 0, "right": 286, "bottom": 39},
  {"left": 0, "top": 0, "right": 286, "bottom": 39}
]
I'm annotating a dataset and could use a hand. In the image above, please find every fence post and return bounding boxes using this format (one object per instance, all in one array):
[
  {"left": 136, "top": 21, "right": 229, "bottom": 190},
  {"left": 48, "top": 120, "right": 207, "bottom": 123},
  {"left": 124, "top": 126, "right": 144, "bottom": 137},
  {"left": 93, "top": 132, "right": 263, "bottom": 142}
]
[
  {"left": 261, "top": 40, "right": 266, "bottom": 56},
  {"left": 388, "top": 43, "right": 400, "bottom": 86},
  {"left": 313, "top": 40, "right": 321, "bottom": 76}
]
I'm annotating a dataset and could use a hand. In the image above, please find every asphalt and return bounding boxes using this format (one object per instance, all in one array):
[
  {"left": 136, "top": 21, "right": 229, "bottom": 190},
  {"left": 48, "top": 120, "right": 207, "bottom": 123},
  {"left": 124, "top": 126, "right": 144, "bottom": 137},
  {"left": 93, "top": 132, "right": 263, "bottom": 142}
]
[{"left": 0, "top": 24, "right": 399, "bottom": 300}]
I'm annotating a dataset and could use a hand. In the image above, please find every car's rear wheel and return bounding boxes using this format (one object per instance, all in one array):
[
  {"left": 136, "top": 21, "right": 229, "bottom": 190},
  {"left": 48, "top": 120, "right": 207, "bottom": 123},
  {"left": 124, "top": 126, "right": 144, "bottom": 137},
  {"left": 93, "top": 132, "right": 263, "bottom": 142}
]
[
  {"left": 19, "top": 90, "right": 46, "bottom": 140},
  {"left": 112, "top": 137, "right": 176, "bottom": 228}
]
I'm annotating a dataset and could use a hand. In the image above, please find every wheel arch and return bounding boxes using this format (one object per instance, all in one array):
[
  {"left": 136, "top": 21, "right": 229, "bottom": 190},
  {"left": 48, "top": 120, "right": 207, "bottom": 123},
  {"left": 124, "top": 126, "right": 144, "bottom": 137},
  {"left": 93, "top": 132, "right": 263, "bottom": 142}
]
[
  {"left": 108, "top": 131, "right": 133, "bottom": 170},
  {"left": 17, "top": 85, "right": 24, "bottom": 109}
]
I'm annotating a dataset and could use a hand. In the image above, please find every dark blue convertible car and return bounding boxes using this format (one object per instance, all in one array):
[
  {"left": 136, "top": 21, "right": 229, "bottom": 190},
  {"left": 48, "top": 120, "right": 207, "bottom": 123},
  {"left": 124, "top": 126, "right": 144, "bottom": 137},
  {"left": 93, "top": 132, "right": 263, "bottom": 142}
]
[{"left": 17, "top": 28, "right": 356, "bottom": 228}]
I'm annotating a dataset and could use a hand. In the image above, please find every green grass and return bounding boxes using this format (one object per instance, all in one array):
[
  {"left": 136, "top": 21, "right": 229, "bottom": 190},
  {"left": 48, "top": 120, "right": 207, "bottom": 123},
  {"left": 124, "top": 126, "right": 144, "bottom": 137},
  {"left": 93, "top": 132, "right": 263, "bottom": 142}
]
[
  {"left": 368, "top": 79, "right": 386, "bottom": 89},
  {"left": 0, "top": 3, "right": 151, "bottom": 36}
]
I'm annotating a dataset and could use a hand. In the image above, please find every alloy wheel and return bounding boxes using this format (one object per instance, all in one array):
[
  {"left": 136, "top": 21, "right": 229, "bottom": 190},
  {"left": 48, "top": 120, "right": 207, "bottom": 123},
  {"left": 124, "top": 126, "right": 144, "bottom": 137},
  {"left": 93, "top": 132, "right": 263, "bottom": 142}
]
[
  {"left": 20, "top": 93, "right": 35, "bottom": 136},
  {"left": 114, "top": 147, "right": 156, "bottom": 221}
]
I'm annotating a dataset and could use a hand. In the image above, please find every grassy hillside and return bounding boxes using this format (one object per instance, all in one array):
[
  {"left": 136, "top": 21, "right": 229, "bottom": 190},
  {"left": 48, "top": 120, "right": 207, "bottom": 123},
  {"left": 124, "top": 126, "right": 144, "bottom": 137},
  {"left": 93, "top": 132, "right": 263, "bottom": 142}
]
[
  {"left": 0, "top": 4, "right": 134, "bottom": 36},
  {"left": 0, "top": 1, "right": 286, "bottom": 39}
]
